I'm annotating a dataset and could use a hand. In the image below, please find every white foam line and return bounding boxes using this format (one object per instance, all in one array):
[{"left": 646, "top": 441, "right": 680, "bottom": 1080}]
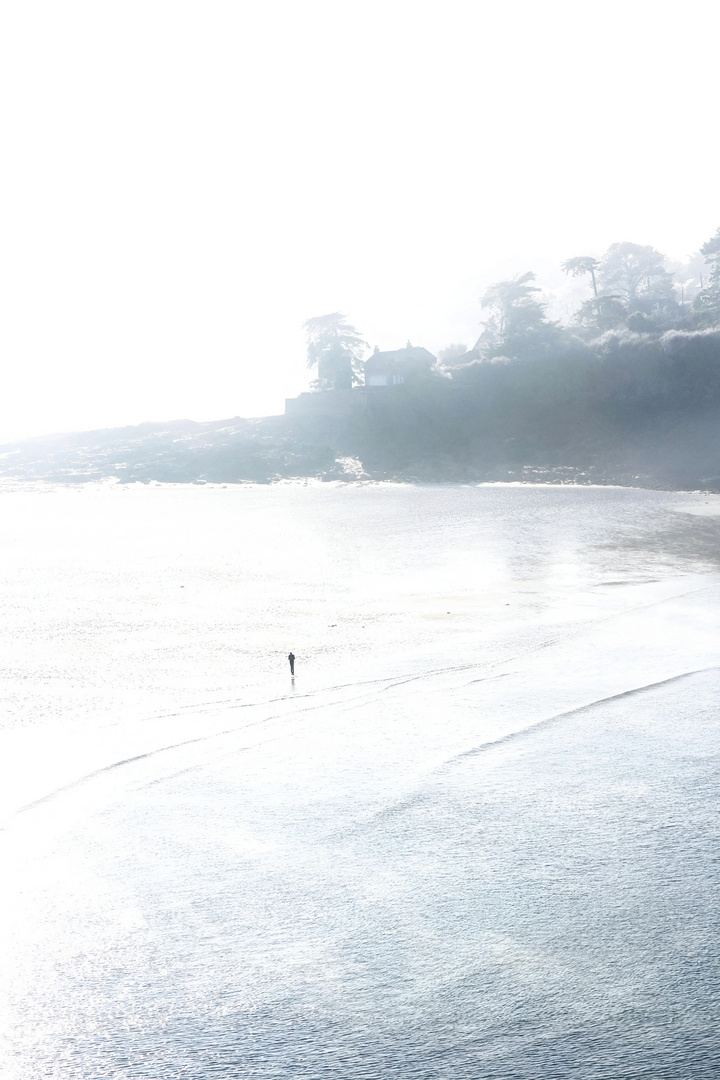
[
  {"left": 363, "top": 666, "right": 719, "bottom": 828},
  {"left": 11, "top": 583, "right": 720, "bottom": 821}
]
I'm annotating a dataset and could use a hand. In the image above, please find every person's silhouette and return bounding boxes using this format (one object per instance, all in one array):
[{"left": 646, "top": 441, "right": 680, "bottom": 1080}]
[{"left": 288, "top": 651, "right": 295, "bottom": 676}]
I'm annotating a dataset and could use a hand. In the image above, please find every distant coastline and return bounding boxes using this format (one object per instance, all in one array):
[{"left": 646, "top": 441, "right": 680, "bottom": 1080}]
[
  {"left": 6, "top": 229, "right": 720, "bottom": 493},
  {"left": 1, "top": 401, "right": 719, "bottom": 493}
]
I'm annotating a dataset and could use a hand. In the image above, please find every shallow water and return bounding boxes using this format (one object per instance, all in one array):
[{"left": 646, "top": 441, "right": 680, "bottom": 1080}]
[{"left": 1, "top": 482, "right": 719, "bottom": 1078}]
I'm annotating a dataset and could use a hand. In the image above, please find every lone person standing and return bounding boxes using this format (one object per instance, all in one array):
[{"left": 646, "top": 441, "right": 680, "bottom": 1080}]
[{"left": 288, "top": 651, "right": 295, "bottom": 676}]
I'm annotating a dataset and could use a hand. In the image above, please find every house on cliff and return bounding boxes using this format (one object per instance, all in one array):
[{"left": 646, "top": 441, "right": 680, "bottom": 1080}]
[
  {"left": 285, "top": 341, "right": 438, "bottom": 418},
  {"left": 364, "top": 343, "right": 436, "bottom": 387}
]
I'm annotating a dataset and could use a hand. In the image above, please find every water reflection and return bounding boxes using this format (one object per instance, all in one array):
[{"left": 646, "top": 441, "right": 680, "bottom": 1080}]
[{"left": 1, "top": 483, "right": 719, "bottom": 1079}]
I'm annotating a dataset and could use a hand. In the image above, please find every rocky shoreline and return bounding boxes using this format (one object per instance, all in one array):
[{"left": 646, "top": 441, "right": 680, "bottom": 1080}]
[{"left": 1, "top": 411, "right": 719, "bottom": 493}]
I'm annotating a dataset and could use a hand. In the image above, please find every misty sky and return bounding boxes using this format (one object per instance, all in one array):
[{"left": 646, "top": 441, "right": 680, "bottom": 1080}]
[{"left": 1, "top": 0, "right": 717, "bottom": 440}]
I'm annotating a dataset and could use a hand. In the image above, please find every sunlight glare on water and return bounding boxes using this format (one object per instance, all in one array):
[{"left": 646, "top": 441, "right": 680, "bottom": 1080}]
[{"left": 1, "top": 481, "right": 719, "bottom": 1078}]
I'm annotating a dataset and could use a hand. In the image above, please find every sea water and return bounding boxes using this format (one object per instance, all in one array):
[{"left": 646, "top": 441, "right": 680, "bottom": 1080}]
[{"left": 0, "top": 481, "right": 719, "bottom": 1078}]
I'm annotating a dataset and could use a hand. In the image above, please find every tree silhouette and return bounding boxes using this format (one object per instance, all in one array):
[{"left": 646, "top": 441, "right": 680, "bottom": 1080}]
[
  {"left": 695, "top": 226, "right": 720, "bottom": 326},
  {"left": 478, "top": 273, "right": 561, "bottom": 359},
  {"left": 303, "top": 313, "right": 368, "bottom": 390}
]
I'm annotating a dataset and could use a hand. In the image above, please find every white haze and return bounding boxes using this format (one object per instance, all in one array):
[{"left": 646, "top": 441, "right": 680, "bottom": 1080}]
[{"left": 0, "top": 0, "right": 717, "bottom": 440}]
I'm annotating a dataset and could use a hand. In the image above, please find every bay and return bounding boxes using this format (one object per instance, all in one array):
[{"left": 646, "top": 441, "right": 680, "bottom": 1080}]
[{"left": 1, "top": 481, "right": 719, "bottom": 1078}]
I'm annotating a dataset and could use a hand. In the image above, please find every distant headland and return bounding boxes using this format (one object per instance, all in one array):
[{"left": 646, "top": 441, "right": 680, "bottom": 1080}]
[{"left": 2, "top": 232, "right": 720, "bottom": 491}]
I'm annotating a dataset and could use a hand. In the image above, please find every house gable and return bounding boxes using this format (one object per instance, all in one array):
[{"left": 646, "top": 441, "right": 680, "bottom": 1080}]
[{"left": 363, "top": 344, "right": 436, "bottom": 387}]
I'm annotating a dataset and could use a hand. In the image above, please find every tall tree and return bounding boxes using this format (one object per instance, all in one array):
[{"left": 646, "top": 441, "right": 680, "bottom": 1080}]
[
  {"left": 478, "top": 272, "right": 562, "bottom": 359},
  {"left": 561, "top": 255, "right": 619, "bottom": 331},
  {"left": 303, "top": 313, "right": 368, "bottom": 391},
  {"left": 561, "top": 256, "right": 599, "bottom": 299},
  {"left": 597, "top": 242, "right": 677, "bottom": 320},
  {"left": 694, "top": 226, "right": 720, "bottom": 326}
]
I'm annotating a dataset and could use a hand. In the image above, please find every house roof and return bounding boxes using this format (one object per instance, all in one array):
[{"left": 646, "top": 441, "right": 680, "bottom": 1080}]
[{"left": 364, "top": 345, "right": 436, "bottom": 375}]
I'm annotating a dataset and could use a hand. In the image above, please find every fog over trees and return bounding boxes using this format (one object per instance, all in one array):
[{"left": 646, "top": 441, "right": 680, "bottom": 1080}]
[
  {"left": 3, "top": 227, "right": 720, "bottom": 490},
  {"left": 303, "top": 228, "right": 720, "bottom": 389},
  {"left": 292, "top": 226, "right": 720, "bottom": 488},
  {"left": 451, "top": 230, "right": 720, "bottom": 366}
]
